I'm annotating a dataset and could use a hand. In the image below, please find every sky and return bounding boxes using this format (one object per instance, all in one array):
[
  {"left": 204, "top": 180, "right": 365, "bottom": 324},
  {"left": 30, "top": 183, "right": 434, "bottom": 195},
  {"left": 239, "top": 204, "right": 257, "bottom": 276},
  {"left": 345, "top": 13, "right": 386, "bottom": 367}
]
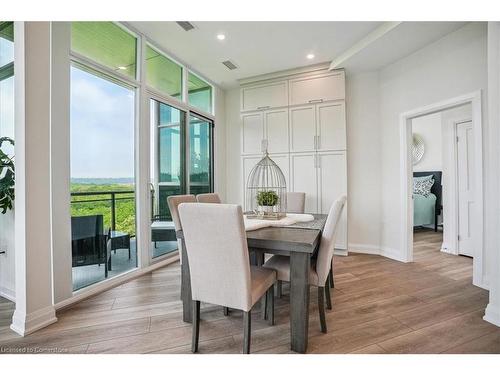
[{"left": 70, "top": 66, "right": 135, "bottom": 179}]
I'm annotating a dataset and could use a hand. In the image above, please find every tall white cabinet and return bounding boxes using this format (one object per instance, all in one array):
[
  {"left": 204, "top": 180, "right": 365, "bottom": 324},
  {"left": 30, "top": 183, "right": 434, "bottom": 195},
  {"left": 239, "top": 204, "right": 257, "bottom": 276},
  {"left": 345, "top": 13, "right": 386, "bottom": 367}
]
[{"left": 240, "top": 69, "right": 348, "bottom": 252}]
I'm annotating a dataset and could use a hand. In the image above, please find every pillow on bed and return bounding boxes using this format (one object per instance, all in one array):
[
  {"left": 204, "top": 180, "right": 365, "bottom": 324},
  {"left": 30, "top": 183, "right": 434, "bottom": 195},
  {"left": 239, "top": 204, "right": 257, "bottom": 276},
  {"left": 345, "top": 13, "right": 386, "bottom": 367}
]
[{"left": 413, "top": 177, "right": 434, "bottom": 197}]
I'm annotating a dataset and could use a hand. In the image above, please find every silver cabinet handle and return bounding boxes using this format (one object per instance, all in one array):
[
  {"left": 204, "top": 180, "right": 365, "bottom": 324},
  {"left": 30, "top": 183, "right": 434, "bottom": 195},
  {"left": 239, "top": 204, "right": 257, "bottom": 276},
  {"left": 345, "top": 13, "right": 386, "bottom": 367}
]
[
  {"left": 257, "top": 105, "right": 270, "bottom": 110},
  {"left": 314, "top": 136, "right": 317, "bottom": 150},
  {"left": 308, "top": 99, "right": 324, "bottom": 103},
  {"left": 317, "top": 135, "right": 321, "bottom": 150}
]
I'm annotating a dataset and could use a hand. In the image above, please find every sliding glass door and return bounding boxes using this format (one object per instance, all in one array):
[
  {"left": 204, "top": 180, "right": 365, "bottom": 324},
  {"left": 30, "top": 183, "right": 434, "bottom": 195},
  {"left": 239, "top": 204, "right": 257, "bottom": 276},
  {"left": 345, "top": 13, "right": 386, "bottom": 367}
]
[{"left": 189, "top": 114, "right": 214, "bottom": 195}]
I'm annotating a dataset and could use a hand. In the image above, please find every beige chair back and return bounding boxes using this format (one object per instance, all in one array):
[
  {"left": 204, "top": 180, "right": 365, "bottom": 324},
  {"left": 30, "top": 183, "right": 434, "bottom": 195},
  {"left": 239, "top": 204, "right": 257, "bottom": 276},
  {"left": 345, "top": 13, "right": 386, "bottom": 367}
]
[
  {"left": 286, "top": 192, "right": 306, "bottom": 214},
  {"left": 178, "top": 203, "right": 253, "bottom": 311},
  {"left": 167, "top": 195, "right": 196, "bottom": 231},
  {"left": 196, "top": 193, "right": 221, "bottom": 204},
  {"left": 315, "top": 196, "right": 347, "bottom": 285}
]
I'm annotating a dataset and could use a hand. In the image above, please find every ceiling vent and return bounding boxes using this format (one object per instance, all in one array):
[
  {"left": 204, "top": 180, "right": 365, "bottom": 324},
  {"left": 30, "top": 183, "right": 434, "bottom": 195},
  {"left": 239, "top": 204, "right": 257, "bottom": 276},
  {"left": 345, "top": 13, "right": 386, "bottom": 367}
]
[
  {"left": 222, "top": 60, "right": 238, "bottom": 70},
  {"left": 176, "top": 21, "right": 195, "bottom": 31}
]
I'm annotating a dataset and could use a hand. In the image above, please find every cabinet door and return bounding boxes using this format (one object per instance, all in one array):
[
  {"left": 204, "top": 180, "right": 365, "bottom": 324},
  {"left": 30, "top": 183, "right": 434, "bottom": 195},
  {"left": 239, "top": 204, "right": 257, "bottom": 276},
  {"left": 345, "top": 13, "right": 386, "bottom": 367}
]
[
  {"left": 242, "top": 156, "right": 262, "bottom": 209},
  {"left": 317, "top": 152, "right": 347, "bottom": 249},
  {"left": 241, "top": 81, "right": 288, "bottom": 112},
  {"left": 265, "top": 109, "right": 289, "bottom": 154},
  {"left": 289, "top": 105, "right": 316, "bottom": 152},
  {"left": 317, "top": 102, "right": 346, "bottom": 151},
  {"left": 289, "top": 72, "right": 345, "bottom": 106},
  {"left": 290, "top": 153, "right": 318, "bottom": 214},
  {"left": 241, "top": 112, "right": 264, "bottom": 155},
  {"left": 270, "top": 153, "right": 290, "bottom": 189}
]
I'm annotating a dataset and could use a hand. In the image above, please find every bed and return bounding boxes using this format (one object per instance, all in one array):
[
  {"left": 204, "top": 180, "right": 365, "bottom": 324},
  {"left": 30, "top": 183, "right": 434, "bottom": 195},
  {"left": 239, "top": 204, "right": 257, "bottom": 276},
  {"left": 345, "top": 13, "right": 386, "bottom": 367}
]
[{"left": 413, "top": 171, "right": 442, "bottom": 232}]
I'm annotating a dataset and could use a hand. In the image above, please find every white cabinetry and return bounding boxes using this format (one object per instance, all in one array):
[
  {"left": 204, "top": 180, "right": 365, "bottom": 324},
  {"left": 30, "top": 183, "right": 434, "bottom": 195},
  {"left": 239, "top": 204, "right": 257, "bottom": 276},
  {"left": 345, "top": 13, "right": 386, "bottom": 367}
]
[
  {"left": 240, "top": 80, "right": 288, "bottom": 112},
  {"left": 240, "top": 68, "right": 348, "bottom": 251}
]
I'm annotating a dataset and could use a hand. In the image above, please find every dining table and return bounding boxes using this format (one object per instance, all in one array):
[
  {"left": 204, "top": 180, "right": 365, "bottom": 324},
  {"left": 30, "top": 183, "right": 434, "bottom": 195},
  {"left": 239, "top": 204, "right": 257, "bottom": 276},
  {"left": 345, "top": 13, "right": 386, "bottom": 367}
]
[{"left": 177, "top": 213, "right": 327, "bottom": 354}]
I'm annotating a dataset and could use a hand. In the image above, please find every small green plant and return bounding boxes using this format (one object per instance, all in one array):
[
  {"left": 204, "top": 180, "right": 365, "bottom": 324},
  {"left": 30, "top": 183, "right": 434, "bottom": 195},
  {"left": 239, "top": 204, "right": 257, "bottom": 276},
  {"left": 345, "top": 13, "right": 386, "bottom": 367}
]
[
  {"left": 0, "top": 137, "right": 15, "bottom": 214},
  {"left": 256, "top": 190, "right": 279, "bottom": 207}
]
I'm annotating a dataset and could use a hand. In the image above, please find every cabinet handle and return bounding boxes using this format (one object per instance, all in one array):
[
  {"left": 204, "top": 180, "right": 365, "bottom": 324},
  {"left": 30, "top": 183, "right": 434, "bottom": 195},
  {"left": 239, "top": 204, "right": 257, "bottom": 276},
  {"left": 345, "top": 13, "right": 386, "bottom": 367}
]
[
  {"left": 257, "top": 106, "right": 270, "bottom": 110},
  {"left": 314, "top": 136, "right": 317, "bottom": 150},
  {"left": 314, "top": 154, "right": 318, "bottom": 168},
  {"left": 317, "top": 135, "right": 321, "bottom": 150},
  {"left": 308, "top": 99, "right": 324, "bottom": 103}
]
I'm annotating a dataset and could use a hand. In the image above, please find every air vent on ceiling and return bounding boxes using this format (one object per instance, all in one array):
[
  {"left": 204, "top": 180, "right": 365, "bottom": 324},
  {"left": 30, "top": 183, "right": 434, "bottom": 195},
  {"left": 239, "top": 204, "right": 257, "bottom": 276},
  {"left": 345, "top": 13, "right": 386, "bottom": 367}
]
[
  {"left": 176, "top": 21, "right": 195, "bottom": 31},
  {"left": 222, "top": 60, "right": 238, "bottom": 70}
]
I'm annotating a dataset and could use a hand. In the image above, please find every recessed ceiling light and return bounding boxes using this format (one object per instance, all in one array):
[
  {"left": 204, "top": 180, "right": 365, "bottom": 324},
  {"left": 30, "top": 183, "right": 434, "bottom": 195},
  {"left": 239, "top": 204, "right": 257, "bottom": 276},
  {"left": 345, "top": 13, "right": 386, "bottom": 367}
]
[
  {"left": 217, "top": 34, "right": 226, "bottom": 41},
  {"left": 118, "top": 66, "right": 127, "bottom": 70},
  {"left": 307, "top": 54, "right": 315, "bottom": 60}
]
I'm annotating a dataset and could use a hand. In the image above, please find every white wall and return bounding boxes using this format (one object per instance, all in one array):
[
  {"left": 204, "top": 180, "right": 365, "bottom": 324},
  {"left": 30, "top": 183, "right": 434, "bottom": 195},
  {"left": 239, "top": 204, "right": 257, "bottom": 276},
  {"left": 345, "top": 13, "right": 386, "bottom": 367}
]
[
  {"left": 412, "top": 112, "right": 443, "bottom": 172},
  {"left": 378, "top": 22, "right": 487, "bottom": 262}
]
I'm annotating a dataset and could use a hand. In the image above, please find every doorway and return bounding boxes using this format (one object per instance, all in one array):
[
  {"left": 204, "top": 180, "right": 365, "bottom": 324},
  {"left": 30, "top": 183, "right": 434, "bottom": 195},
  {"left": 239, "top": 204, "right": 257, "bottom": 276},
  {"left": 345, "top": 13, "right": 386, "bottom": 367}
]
[{"left": 400, "top": 91, "right": 484, "bottom": 288}]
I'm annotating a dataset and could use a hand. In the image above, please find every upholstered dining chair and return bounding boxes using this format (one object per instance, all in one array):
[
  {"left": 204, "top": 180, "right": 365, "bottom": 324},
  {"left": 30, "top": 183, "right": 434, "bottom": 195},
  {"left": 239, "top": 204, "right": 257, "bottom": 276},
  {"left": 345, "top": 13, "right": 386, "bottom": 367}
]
[
  {"left": 263, "top": 195, "right": 347, "bottom": 333},
  {"left": 196, "top": 192, "right": 222, "bottom": 204},
  {"left": 179, "top": 203, "right": 277, "bottom": 354},
  {"left": 286, "top": 192, "right": 306, "bottom": 214}
]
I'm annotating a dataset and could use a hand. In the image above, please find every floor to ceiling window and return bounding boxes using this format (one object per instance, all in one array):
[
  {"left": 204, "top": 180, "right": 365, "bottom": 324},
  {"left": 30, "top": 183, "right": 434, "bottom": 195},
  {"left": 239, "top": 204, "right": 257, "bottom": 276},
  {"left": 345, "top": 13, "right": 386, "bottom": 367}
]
[
  {"left": 189, "top": 114, "right": 214, "bottom": 195},
  {"left": 70, "top": 22, "right": 138, "bottom": 291}
]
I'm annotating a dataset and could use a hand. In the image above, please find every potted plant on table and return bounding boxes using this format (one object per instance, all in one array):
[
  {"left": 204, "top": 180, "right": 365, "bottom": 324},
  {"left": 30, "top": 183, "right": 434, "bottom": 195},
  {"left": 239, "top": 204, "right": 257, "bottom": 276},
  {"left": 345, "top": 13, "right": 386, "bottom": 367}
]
[
  {"left": 256, "top": 190, "right": 279, "bottom": 215},
  {"left": 0, "top": 137, "right": 15, "bottom": 214}
]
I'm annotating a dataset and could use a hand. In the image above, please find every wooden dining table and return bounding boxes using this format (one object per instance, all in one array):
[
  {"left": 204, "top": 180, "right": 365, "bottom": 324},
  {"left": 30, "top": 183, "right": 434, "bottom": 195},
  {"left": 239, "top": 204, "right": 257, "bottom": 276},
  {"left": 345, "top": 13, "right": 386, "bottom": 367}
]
[{"left": 178, "top": 214, "right": 327, "bottom": 354}]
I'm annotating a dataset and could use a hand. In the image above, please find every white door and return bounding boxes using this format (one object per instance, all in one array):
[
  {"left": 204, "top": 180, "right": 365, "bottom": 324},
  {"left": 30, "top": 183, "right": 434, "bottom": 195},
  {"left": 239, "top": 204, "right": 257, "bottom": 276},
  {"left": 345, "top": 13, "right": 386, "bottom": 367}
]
[
  {"left": 457, "top": 121, "right": 474, "bottom": 257},
  {"left": 264, "top": 109, "right": 289, "bottom": 154},
  {"left": 289, "top": 105, "right": 316, "bottom": 152},
  {"left": 317, "top": 152, "right": 348, "bottom": 249},
  {"left": 240, "top": 81, "right": 288, "bottom": 111},
  {"left": 316, "top": 102, "right": 346, "bottom": 151},
  {"left": 270, "top": 154, "right": 290, "bottom": 188},
  {"left": 290, "top": 153, "right": 317, "bottom": 213},
  {"left": 288, "top": 72, "right": 346, "bottom": 106},
  {"left": 242, "top": 112, "right": 264, "bottom": 155}
]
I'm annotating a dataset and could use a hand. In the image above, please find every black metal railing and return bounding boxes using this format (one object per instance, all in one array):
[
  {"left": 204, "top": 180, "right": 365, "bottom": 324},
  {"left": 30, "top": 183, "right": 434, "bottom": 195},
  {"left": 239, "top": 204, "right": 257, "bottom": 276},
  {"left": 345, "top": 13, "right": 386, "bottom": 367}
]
[{"left": 70, "top": 190, "right": 135, "bottom": 232}]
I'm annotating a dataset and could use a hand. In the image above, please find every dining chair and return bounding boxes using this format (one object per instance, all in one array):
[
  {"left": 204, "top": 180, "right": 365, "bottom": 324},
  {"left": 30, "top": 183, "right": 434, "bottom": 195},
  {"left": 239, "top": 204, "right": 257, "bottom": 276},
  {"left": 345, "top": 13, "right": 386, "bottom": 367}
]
[
  {"left": 178, "top": 203, "right": 277, "bottom": 354},
  {"left": 196, "top": 192, "right": 222, "bottom": 204},
  {"left": 263, "top": 195, "right": 347, "bottom": 333},
  {"left": 286, "top": 192, "right": 306, "bottom": 214}
]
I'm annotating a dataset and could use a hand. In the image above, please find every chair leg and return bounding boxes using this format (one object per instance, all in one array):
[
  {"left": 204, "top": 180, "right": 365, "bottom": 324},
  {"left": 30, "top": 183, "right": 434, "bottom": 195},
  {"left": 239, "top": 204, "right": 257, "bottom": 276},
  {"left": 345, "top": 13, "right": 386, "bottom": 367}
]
[
  {"left": 266, "top": 287, "right": 275, "bottom": 326},
  {"left": 318, "top": 286, "right": 327, "bottom": 333},
  {"left": 329, "top": 268, "right": 334, "bottom": 288},
  {"left": 325, "top": 280, "right": 332, "bottom": 310},
  {"left": 223, "top": 307, "right": 229, "bottom": 316},
  {"left": 243, "top": 310, "right": 251, "bottom": 354},
  {"left": 261, "top": 295, "right": 268, "bottom": 320},
  {"left": 276, "top": 280, "right": 282, "bottom": 298},
  {"left": 192, "top": 300, "right": 200, "bottom": 353}
]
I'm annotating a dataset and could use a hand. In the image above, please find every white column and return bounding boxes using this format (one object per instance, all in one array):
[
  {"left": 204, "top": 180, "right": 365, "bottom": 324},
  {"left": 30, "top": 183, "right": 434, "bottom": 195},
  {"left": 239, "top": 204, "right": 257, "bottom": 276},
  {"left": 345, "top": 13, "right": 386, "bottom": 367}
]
[
  {"left": 11, "top": 22, "right": 57, "bottom": 336},
  {"left": 484, "top": 21, "right": 500, "bottom": 327}
]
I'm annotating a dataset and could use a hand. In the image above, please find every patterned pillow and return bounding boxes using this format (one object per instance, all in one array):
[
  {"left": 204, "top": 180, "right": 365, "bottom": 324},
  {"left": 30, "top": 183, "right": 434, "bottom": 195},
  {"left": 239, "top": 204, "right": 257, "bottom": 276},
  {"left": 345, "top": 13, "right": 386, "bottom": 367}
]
[{"left": 413, "top": 177, "right": 434, "bottom": 197}]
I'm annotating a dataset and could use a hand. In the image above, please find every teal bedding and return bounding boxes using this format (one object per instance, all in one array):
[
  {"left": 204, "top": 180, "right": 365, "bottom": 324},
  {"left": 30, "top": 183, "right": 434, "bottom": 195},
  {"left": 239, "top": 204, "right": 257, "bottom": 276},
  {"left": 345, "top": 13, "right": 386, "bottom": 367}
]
[{"left": 413, "top": 193, "right": 436, "bottom": 227}]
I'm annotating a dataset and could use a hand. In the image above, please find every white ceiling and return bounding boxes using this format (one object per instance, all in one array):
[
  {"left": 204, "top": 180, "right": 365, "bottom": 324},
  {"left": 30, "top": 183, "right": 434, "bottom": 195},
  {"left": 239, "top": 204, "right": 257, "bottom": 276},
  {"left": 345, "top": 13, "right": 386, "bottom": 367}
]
[{"left": 129, "top": 21, "right": 469, "bottom": 88}]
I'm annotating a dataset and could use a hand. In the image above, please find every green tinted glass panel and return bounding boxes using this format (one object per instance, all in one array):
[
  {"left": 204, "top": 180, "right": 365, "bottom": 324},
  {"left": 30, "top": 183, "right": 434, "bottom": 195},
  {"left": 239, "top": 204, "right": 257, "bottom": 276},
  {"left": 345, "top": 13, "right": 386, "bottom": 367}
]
[
  {"left": 146, "top": 46, "right": 182, "bottom": 99},
  {"left": 71, "top": 22, "right": 137, "bottom": 79},
  {"left": 0, "top": 22, "right": 14, "bottom": 68},
  {"left": 189, "top": 114, "right": 212, "bottom": 195},
  {"left": 188, "top": 72, "right": 212, "bottom": 114}
]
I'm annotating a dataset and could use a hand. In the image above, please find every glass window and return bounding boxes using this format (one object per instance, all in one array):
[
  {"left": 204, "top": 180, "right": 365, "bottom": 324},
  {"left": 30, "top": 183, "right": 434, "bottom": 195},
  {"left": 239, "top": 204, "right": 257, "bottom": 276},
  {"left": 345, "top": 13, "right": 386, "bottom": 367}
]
[
  {"left": 146, "top": 45, "right": 183, "bottom": 99},
  {"left": 71, "top": 22, "right": 137, "bottom": 79},
  {"left": 189, "top": 114, "right": 213, "bottom": 195},
  {"left": 70, "top": 66, "right": 136, "bottom": 290},
  {"left": 0, "top": 22, "right": 14, "bottom": 68},
  {"left": 188, "top": 72, "right": 213, "bottom": 114},
  {"left": 0, "top": 21, "right": 14, "bottom": 156}
]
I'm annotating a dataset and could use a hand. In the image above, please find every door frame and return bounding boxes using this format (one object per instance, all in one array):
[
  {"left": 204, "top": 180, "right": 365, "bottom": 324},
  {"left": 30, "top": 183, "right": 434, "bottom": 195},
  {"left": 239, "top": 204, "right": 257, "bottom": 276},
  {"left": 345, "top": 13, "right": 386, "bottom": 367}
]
[{"left": 399, "top": 90, "right": 485, "bottom": 289}]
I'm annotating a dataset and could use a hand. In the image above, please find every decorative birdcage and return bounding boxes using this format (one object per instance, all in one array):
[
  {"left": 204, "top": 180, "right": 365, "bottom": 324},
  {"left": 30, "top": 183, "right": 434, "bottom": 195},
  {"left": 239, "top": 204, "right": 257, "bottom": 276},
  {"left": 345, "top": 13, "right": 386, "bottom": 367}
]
[{"left": 246, "top": 152, "right": 287, "bottom": 220}]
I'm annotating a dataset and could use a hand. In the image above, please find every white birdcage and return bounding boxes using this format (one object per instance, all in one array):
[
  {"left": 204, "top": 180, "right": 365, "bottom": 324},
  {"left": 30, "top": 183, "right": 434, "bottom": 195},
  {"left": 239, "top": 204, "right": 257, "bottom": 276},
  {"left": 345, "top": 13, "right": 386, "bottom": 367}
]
[{"left": 246, "top": 151, "right": 287, "bottom": 220}]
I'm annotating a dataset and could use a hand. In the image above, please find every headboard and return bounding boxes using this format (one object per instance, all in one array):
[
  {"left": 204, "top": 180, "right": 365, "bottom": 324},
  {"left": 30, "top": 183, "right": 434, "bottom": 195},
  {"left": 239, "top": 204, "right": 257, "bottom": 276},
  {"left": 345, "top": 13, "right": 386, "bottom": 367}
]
[{"left": 413, "top": 171, "right": 442, "bottom": 215}]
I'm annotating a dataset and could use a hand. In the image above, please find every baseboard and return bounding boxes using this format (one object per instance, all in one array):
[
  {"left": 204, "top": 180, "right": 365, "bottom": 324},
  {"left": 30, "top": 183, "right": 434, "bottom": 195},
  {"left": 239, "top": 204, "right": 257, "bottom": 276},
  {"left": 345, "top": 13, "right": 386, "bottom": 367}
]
[
  {"left": 0, "top": 286, "right": 15, "bottom": 302},
  {"left": 334, "top": 248, "right": 348, "bottom": 256},
  {"left": 10, "top": 305, "right": 57, "bottom": 336},
  {"left": 484, "top": 302, "right": 500, "bottom": 327},
  {"left": 348, "top": 243, "right": 408, "bottom": 262},
  {"left": 55, "top": 253, "right": 180, "bottom": 311},
  {"left": 440, "top": 242, "right": 456, "bottom": 255}
]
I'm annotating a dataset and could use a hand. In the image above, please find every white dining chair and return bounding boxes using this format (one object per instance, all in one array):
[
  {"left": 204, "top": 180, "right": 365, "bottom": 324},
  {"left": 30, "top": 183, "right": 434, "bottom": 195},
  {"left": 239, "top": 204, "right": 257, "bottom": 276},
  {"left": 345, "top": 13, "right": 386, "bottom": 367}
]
[
  {"left": 196, "top": 192, "right": 222, "bottom": 204},
  {"left": 179, "top": 203, "right": 277, "bottom": 354},
  {"left": 286, "top": 192, "right": 306, "bottom": 214},
  {"left": 263, "top": 195, "right": 347, "bottom": 333}
]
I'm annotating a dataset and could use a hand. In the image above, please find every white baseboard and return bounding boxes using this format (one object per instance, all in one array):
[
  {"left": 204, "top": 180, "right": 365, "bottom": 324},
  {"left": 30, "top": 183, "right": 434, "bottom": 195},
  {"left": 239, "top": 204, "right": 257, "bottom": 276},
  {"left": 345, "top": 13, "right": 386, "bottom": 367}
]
[
  {"left": 348, "top": 243, "right": 407, "bottom": 262},
  {"left": 10, "top": 305, "right": 57, "bottom": 336},
  {"left": 0, "top": 286, "right": 15, "bottom": 302},
  {"left": 334, "top": 248, "right": 348, "bottom": 256},
  {"left": 55, "top": 254, "right": 179, "bottom": 311},
  {"left": 484, "top": 302, "right": 500, "bottom": 327}
]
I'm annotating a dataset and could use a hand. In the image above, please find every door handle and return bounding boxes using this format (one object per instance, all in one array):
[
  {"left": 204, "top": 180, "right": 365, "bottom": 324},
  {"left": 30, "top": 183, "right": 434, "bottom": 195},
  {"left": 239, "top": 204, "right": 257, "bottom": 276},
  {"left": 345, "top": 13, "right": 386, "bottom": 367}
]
[
  {"left": 308, "top": 99, "right": 324, "bottom": 103},
  {"left": 257, "top": 106, "right": 270, "bottom": 110}
]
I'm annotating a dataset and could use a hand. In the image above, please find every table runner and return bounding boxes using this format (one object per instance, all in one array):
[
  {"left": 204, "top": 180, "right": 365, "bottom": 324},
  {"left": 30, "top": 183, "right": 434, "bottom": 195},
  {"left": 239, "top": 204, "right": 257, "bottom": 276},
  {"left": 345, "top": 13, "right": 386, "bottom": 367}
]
[{"left": 244, "top": 213, "right": 314, "bottom": 231}]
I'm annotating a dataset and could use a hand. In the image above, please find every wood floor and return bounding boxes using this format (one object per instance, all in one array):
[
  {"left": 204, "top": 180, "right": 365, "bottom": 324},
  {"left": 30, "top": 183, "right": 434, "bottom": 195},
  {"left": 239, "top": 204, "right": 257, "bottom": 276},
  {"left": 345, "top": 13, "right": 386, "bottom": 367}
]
[{"left": 0, "top": 228, "right": 498, "bottom": 354}]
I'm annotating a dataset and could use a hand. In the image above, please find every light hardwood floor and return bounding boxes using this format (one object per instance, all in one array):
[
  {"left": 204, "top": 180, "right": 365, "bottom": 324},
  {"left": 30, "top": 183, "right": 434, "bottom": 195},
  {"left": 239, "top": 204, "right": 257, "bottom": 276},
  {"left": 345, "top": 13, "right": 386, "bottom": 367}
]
[{"left": 0, "top": 229, "right": 498, "bottom": 354}]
